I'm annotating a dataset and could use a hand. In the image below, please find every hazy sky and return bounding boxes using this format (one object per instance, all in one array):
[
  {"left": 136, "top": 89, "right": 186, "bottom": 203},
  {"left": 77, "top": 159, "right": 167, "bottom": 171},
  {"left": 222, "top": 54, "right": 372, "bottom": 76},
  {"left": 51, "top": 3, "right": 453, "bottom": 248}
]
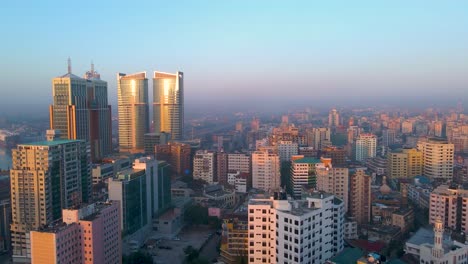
[{"left": 1, "top": 1, "right": 468, "bottom": 116}]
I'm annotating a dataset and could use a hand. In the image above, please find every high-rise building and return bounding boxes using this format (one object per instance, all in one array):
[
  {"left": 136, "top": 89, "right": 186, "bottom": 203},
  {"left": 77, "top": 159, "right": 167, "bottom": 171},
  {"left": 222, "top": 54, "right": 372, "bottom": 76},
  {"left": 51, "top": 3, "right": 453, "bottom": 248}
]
[
  {"left": 387, "top": 148, "right": 423, "bottom": 179},
  {"left": 429, "top": 185, "right": 468, "bottom": 234},
  {"left": 417, "top": 138, "right": 454, "bottom": 180},
  {"left": 217, "top": 152, "right": 228, "bottom": 185},
  {"left": 31, "top": 201, "right": 121, "bottom": 264},
  {"left": 193, "top": 150, "right": 217, "bottom": 184},
  {"left": 316, "top": 160, "right": 349, "bottom": 212},
  {"left": 143, "top": 132, "right": 170, "bottom": 155},
  {"left": 252, "top": 150, "right": 280, "bottom": 191},
  {"left": 328, "top": 108, "right": 340, "bottom": 128},
  {"left": 277, "top": 140, "right": 298, "bottom": 162},
  {"left": 354, "top": 133, "right": 377, "bottom": 162},
  {"left": 307, "top": 128, "right": 331, "bottom": 150},
  {"left": 290, "top": 156, "right": 320, "bottom": 198},
  {"left": 10, "top": 137, "right": 91, "bottom": 262},
  {"left": 349, "top": 169, "right": 371, "bottom": 226},
  {"left": 321, "top": 146, "right": 347, "bottom": 167},
  {"left": 117, "top": 72, "right": 149, "bottom": 153},
  {"left": 248, "top": 192, "right": 344, "bottom": 264},
  {"left": 382, "top": 129, "right": 396, "bottom": 147},
  {"left": 153, "top": 71, "right": 184, "bottom": 140},
  {"left": 49, "top": 62, "right": 112, "bottom": 161},
  {"left": 154, "top": 142, "right": 191, "bottom": 176}
]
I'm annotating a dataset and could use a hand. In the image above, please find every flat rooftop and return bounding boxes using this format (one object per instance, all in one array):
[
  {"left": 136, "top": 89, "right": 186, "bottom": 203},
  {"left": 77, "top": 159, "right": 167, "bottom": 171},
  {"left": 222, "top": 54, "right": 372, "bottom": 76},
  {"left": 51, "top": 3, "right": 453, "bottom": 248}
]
[{"left": 21, "top": 139, "right": 82, "bottom": 147}]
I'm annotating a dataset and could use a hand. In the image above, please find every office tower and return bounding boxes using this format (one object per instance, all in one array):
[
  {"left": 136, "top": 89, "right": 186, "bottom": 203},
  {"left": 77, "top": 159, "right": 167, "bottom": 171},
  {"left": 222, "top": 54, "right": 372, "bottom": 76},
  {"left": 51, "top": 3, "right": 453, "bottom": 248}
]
[
  {"left": 108, "top": 168, "right": 151, "bottom": 243},
  {"left": 349, "top": 169, "right": 371, "bottom": 226},
  {"left": 277, "top": 140, "right": 298, "bottom": 162},
  {"left": 248, "top": 192, "right": 344, "bottom": 264},
  {"left": 156, "top": 160, "right": 171, "bottom": 214},
  {"left": 321, "top": 146, "right": 346, "bottom": 166},
  {"left": 354, "top": 133, "right": 377, "bottom": 162},
  {"left": 49, "top": 62, "right": 112, "bottom": 161},
  {"left": 429, "top": 185, "right": 468, "bottom": 234},
  {"left": 382, "top": 129, "right": 396, "bottom": 147},
  {"left": 31, "top": 201, "right": 121, "bottom": 264},
  {"left": 154, "top": 142, "right": 191, "bottom": 176},
  {"left": 193, "top": 150, "right": 217, "bottom": 184},
  {"left": 252, "top": 150, "right": 280, "bottom": 191},
  {"left": 153, "top": 71, "right": 184, "bottom": 140},
  {"left": 290, "top": 156, "right": 320, "bottom": 198},
  {"left": 387, "top": 148, "right": 423, "bottom": 179},
  {"left": 117, "top": 72, "right": 149, "bottom": 153},
  {"left": 328, "top": 108, "right": 340, "bottom": 128},
  {"left": 307, "top": 128, "right": 331, "bottom": 150},
  {"left": 417, "top": 138, "right": 454, "bottom": 180},
  {"left": 143, "top": 132, "right": 170, "bottom": 155},
  {"left": 217, "top": 152, "right": 228, "bottom": 185},
  {"left": 316, "top": 161, "right": 349, "bottom": 212},
  {"left": 10, "top": 136, "right": 91, "bottom": 262}
]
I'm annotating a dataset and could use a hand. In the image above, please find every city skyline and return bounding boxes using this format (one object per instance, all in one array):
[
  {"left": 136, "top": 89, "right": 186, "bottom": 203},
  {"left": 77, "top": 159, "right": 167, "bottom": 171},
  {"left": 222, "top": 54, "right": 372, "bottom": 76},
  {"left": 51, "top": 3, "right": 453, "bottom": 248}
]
[{"left": 2, "top": 1, "right": 468, "bottom": 116}]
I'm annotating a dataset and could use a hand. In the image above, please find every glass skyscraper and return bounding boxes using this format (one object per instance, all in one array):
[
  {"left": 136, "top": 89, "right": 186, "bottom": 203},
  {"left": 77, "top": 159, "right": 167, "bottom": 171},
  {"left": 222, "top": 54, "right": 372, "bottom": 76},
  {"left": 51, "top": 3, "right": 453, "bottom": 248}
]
[
  {"left": 117, "top": 72, "right": 149, "bottom": 153},
  {"left": 153, "top": 71, "right": 184, "bottom": 140}
]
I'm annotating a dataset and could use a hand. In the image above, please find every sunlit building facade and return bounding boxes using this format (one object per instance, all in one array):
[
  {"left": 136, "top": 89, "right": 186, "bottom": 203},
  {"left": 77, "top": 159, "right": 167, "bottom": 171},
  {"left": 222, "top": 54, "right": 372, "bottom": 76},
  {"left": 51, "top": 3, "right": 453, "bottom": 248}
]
[
  {"left": 117, "top": 72, "right": 149, "bottom": 153},
  {"left": 153, "top": 71, "right": 184, "bottom": 140}
]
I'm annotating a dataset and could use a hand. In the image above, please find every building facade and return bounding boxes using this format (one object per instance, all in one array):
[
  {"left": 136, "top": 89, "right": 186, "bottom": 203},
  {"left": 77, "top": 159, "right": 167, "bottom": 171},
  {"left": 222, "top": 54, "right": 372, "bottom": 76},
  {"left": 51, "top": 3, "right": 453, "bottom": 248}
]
[
  {"left": 354, "top": 134, "right": 377, "bottom": 162},
  {"left": 349, "top": 169, "right": 371, "bottom": 227},
  {"left": 252, "top": 150, "right": 280, "bottom": 192},
  {"left": 417, "top": 138, "right": 454, "bottom": 180},
  {"left": 193, "top": 150, "right": 217, "bottom": 184}
]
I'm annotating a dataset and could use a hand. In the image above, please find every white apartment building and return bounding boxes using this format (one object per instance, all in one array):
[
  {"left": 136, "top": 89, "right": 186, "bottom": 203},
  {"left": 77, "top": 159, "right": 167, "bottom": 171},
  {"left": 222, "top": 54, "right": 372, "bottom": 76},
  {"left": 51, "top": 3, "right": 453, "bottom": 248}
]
[
  {"left": 228, "top": 153, "right": 251, "bottom": 174},
  {"left": 252, "top": 150, "right": 280, "bottom": 191},
  {"left": 278, "top": 140, "right": 299, "bottom": 162},
  {"left": 193, "top": 150, "right": 216, "bottom": 184},
  {"left": 354, "top": 134, "right": 377, "bottom": 162},
  {"left": 248, "top": 192, "right": 345, "bottom": 264},
  {"left": 417, "top": 138, "right": 454, "bottom": 180}
]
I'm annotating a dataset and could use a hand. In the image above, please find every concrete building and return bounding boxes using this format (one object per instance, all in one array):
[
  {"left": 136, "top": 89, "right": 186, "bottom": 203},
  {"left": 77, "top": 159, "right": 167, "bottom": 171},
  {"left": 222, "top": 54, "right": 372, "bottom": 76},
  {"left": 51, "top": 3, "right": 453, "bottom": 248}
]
[
  {"left": 143, "top": 132, "right": 170, "bottom": 154},
  {"left": 307, "top": 127, "right": 331, "bottom": 150},
  {"left": 417, "top": 138, "right": 454, "bottom": 180},
  {"left": 405, "top": 219, "right": 468, "bottom": 264},
  {"left": 49, "top": 62, "right": 112, "bottom": 161},
  {"left": 153, "top": 71, "right": 184, "bottom": 140},
  {"left": 354, "top": 134, "right": 377, "bottom": 162},
  {"left": 321, "top": 146, "right": 347, "bottom": 167},
  {"left": 117, "top": 72, "right": 149, "bottom": 153},
  {"left": 10, "top": 138, "right": 91, "bottom": 262},
  {"left": 344, "top": 220, "right": 358, "bottom": 239},
  {"left": 220, "top": 216, "right": 248, "bottom": 264},
  {"left": 228, "top": 153, "right": 251, "bottom": 174},
  {"left": 31, "top": 201, "right": 121, "bottom": 264},
  {"left": 155, "top": 142, "right": 191, "bottom": 176},
  {"left": 290, "top": 156, "right": 320, "bottom": 199},
  {"left": 217, "top": 152, "right": 229, "bottom": 185},
  {"left": 387, "top": 148, "right": 423, "bottom": 179},
  {"left": 316, "top": 160, "right": 349, "bottom": 212},
  {"left": 278, "top": 140, "right": 298, "bottom": 162},
  {"left": 328, "top": 108, "right": 340, "bottom": 128},
  {"left": 0, "top": 199, "right": 11, "bottom": 253},
  {"left": 429, "top": 185, "right": 468, "bottom": 233},
  {"left": 247, "top": 192, "right": 345, "bottom": 264},
  {"left": 193, "top": 150, "right": 216, "bottom": 184},
  {"left": 235, "top": 173, "right": 249, "bottom": 193},
  {"left": 382, "top": 129, "right": 396, "bottom": 147},
  {"left": 349, "top": 169, "right": 371, "bottom": 227},
  {"left": 252, "top": 150, "right": 280, "bottom": 192}
]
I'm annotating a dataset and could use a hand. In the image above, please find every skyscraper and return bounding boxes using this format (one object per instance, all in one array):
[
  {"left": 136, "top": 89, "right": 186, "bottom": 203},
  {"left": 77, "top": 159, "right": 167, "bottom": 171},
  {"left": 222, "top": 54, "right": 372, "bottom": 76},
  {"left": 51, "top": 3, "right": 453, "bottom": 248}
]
[
  {"left": 349, "top": 169, "right": 371, "bottom": 226},
  {"left": 328, "top": 108, "right": 340, "bottom": 128},
  {"left": 117, "top": 72, "right": 149, "bottom": 153},
  {"left": 10, "top": 135, "right": 91, "bottom": 262},
  {"left": 153, "top": 71, "right": 184, "bottom": 140},
  {"left": 49, "top": 61, "right": 112, "bottom": 161}
]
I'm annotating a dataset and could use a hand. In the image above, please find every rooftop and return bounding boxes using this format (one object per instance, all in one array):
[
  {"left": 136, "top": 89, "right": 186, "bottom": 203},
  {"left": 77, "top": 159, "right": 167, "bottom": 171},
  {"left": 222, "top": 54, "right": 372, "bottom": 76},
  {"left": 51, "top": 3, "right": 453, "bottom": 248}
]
[
  {"left": 294, "top": 157, "right": 321, "bottom": 164},
  {"left": 21, "top": 139, "right": 82, "bottom": 147}
]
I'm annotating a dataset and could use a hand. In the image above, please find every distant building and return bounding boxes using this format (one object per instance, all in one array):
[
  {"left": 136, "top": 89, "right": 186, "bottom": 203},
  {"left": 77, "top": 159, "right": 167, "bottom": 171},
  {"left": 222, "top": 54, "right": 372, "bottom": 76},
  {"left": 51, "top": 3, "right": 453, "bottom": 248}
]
[
  {"left": 316, "top": 160, "right": 349, "bottom": 212},
  {"left": 252, "top": 150, "right": 280, "bottom": 192},
  {"left": 387, "top": 148, "right": 423, "bottom": 179},
  {"left": 290, "top": 156, "right": 320, "bottom": 199},
  {"left": 193, "top": 150, "right": 216, "bottom": 184},
  {"left": 10, "top": 138, "right": 91, "bottom": 262},
  {"left": 349, "top": 169, "right": 371, "bottom": 227},
  {"left": 329, "top": 108, "right": 340, "bottom": 128},
  {"left": 354, "top": 134, "right": 377, "bottom": 162},
  {"left": 155, "top": 142, "right": 191, "bottom": 176},
  {"left": 153, "top": 71, "right": 184, "bottom": 140},
  {"left": 277, "top": 140, "right": 298, "bottom": 162},
  {"left": 429, "top": 185, "right": 468, "bottom": 233},
  {"left": 382, "top": 129, "right": 396, "bottom": 147},
  {"left": 0, "top": 199, "right": 11, "bottom": 253},
  {"left": 143, "top": 132, "right": 170, "bottom": 155},
  {"left": 307, "top": 127, "right": 331, "bottom": 150},
  {"left": 321, "top": 146, "right": 346, "bottom": 166},
  {"left": 117, "top": 72, "right": 149, "bottom": 153}
]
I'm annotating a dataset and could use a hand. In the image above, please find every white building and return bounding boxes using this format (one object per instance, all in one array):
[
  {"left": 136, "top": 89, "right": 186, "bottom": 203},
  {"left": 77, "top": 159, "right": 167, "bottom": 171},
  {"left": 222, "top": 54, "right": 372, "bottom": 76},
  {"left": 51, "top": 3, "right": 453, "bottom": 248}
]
[
  {"left": 344, "top": 220, "right": 358, "bottom": 239},
  {"left": 193, "top": 150, "right": 216, "bottom": 184},
  {"left": 278, "top": 140, "right": 298, "bottom": 162},
  {"left": 248, "top": 192, "right": 345, "bottom": 264},
  {"left": 417, "top": 138, "right": 454, "bottom": 180},
  {"left": 405, "top": 219, "right": 468, "bottom": 264},
  {"left": 235, "top": 173, "right": 248, "bottom": 193},
  {"left": 228, "top": 153, "right": 251, "bottom": 174},
  {"left": 354, "top": 134, "right": 377, "bottom": 162},
  {"left": 227, "top": 170, "right": 240, "bottom": 186},
  {"left": 252, "top": 150, "right": 280, "bottom": 192}
]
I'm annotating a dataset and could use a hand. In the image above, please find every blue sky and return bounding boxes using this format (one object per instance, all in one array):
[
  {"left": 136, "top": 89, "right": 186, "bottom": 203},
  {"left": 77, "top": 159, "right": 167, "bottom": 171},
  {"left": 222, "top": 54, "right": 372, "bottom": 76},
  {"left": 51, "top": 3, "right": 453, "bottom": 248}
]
[{"left": 1, "top": 1, "right": 468, "bottom": 115}]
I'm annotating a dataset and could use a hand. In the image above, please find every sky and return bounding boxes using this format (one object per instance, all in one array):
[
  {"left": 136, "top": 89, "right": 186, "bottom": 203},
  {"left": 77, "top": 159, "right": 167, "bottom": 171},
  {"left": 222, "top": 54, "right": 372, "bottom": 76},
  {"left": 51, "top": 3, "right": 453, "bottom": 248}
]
[{"left": 1, "top": 0, "right": 468, "bottom": 117}]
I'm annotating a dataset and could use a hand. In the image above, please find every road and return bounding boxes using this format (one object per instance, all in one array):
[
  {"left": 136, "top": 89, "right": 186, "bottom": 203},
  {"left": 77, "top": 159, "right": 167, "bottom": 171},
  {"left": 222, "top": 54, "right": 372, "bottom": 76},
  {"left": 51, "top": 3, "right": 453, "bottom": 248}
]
[{"left": 199, "top": 233, "right": 221, "bottom": 262}]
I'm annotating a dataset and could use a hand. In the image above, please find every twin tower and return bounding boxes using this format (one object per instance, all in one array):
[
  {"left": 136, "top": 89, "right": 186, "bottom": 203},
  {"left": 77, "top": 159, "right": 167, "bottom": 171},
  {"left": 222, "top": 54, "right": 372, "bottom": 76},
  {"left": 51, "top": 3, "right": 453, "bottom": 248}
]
[{"left": 118, "top": 71, "right": 184, "bottom": 153}]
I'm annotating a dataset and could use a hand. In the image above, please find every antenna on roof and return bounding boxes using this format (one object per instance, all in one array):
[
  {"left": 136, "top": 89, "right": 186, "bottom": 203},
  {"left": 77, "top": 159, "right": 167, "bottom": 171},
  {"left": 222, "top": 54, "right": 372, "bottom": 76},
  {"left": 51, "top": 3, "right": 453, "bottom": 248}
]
[{"left": 68, "top": 57, "right": 72, "bottom": 74}]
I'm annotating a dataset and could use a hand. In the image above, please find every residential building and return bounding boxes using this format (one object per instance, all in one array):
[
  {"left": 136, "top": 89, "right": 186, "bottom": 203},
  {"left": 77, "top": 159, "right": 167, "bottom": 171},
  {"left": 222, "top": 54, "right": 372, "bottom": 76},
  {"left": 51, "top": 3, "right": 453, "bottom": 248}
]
[
  {"left": 193, "top": 150, "right": 216, "bottom": 184},
  {"left": 429, "top": 185, "right": 468, "bottom": 233},
  {"left": 154, "top": 142, "right": 191, "bottom": 176},
  {"left": 117, "top": 72, "right": 149, "bottom": 153},
  {"left": 321, "top": 146, "right": 346, "bottom": 167},
  {"left": 153, "top": 71, "right": 184, "bottom": 140},
  {"left": 387, "top": 148, "right": 423, "bottom": 179},
  {"left": 349, "top": 169, "right": 371, "bottom": 226},
  {"left": 217, "top": 152, "right": 229, "bottom": 185},
  {"left": 278, "top": 140, "right": 298, "bottom": 162},
  {"left": 328, "top": 108, "right": 340, "bottom": 128},
  {"left": 417, "top": 138, "right": 454, "bottom": 180},
  {"left": 247, "top": 192, "right": 345, "bottom": 264},
  {"left": 10, "top": 137, "right": 91, "bottom": 262},
  {"left": 316, "top": 160, "right": 349, "bottom": 212},
  {"left": 220, "top": 216, "right": 248, "bottom": 264},
  {"left": 252, "top": 150, "right": 280, "bottom": 191},
  {"left": 290, "top": 156, "right": 320, "bottom": 199},
  {"left": 382, "top": 129, "right": 396, "bottom": 147},
  {"left": 354, "top": 134, "right": 377, "bottom": 162},
  {"left": 307, "top": 127, "right": 331, "bottom": 150},
  {"left": 49, "top": 62, "right": 112, "bottom": 161}
]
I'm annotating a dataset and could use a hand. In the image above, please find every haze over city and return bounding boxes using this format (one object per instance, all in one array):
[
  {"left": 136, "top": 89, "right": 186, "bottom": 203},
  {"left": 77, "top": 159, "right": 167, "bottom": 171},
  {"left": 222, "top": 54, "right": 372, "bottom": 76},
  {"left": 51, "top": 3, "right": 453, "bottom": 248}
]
[{"left": 2, "top": 1, "right": 468, "bottom": 117}]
